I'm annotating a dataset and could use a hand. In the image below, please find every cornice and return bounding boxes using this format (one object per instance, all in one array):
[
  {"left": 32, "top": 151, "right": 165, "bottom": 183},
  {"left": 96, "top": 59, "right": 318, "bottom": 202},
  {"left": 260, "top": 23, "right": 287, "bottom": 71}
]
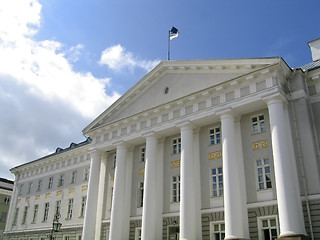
[{"left": 83, "top": 58, "right": 282, "bottom": 134}]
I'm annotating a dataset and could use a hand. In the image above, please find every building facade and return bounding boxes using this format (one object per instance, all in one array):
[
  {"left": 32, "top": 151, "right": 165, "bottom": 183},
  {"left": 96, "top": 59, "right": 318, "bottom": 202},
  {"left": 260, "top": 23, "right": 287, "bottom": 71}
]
[
  {"left": 0, "top": 178, "right": 13, "bottom": 239},
  {"left": 4, "top": 40, "right": 320, "bottom": 240}
]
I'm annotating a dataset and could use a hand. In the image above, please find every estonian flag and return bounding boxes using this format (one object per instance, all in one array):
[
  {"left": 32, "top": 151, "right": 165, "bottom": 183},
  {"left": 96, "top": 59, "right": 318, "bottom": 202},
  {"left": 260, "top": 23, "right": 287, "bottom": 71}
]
[{"left": 169, "top": 27, "right": 179, "bottom": 40}]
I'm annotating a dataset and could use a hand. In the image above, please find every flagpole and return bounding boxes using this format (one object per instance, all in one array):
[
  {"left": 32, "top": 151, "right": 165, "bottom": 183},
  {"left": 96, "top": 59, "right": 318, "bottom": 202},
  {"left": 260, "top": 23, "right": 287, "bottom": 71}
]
[{"left": 168, "top": 30, "right": 170, "bottom": 60}]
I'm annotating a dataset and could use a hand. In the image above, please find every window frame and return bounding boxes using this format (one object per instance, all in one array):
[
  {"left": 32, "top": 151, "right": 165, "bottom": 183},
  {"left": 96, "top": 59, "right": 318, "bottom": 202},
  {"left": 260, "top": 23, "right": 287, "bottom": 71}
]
[
  {"left": 67, "top": 198, "right": 74, "bottom": 219},
  {"left": 172, "top": 175, "right": 181, "bottom": 203},
  {"left": 256, "top": 158, "right": 272, "bottom": 191},
  {"left": 137, "top": 182, "right": 144, "bottom": 208},
  {"left": 21, "top": 206, "right": 28, "bottom": 225},
  {"left": 251, "top": 114, "right": 266, "bottom": 135},
  {"left": 13, "top": 207, "right": 19, "bottom": 226},
  {"left": 48, "top": 177, "right": 53, "bottom": 189},
  {"left": 80, "top": 196, "right": 87, "bottom": 218},
  {"left": 27, "top": 182, "right": 33, "bottom": 194},
  {"left": 140, "top": 146, "right": 146, "bottom": 162},
  {"left": 58, "top": 174, "right": 64, "bottom": 187},
  {"left": 71, "top": 171, "right": 77, "bottom": 184},
  {"left": 43, "top": 202, "right": 49, "bottom": 222},
  {"left": 257, "top": 215, "right": 279, "bottom": 240},
  {"left": 84, "top": 167, "right": 90, "bottom": 181},
  {"left": 210, "top": 221, "right": 225, "bottom": 240},
  {"left": 135, "top": 227, "right": 142, "bottom": 240},
  {"left": 211, "top": 167, "right": 223, "bottom": 198},
  {"left": 209, "top": 127, "right": 221, "bottom": 145},
  {"left": 37, "top": 179, "right": 43, "bottom": 192},
  {"left": 32, "top": 204, "right": 38, "bottom": 224},
  {"left": 172, "top": 137, "right": 181, "bottom": 155}
]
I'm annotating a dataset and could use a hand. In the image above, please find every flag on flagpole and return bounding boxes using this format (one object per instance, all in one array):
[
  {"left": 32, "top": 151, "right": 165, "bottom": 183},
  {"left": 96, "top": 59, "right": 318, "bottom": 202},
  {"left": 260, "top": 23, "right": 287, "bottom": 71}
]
[{"left": 169, "top": 26, "right": 179, "bottom": 40}]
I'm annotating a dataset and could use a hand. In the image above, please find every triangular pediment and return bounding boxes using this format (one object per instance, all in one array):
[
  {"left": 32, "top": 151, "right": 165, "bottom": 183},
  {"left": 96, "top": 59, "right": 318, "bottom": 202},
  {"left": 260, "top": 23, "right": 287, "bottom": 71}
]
[{"left": 83, "top": 58, "right": 281, "bottom": 134}]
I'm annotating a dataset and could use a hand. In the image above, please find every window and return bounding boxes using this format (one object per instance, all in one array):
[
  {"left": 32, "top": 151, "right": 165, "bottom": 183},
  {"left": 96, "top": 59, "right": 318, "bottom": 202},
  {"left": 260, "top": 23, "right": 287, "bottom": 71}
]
[
  {"left": 32, "top": 205, "right": 38, "bottom": 223},
  {"left": 252, "top": 114, "right": 266, "bottom": 134},
  {"left": 27, "top": 182, "right": 33, "bottom": 194},
  {"left": 113, "top": 154, "right": 117, "bottom": 169},
  {"left": 135, "top": 228, "right": 142, "bottom": 240},
  {"left": 22, "top": 206, "right": 28, "bottom": 224},
  {"left": 4, "top": 196, "right": 10, "bottom": 204},
  {"left": 0, "top": 212, "right": 7, "bottom": 222},
  {"left": 67, "top": 199, "right": 74, "bottom": 219},
  {"left": 172, "top": 176, "right": 181, "bottom": 203},
  {"left": 48, "top": 177, "right": 53, "bottom": 189},
  {"left": 258, "top": 217, "right": 278, "bottom": 240},
  {"left": 137, "top": 182, "right": 144, "bottom": 208},
  {"left": 172, "top": 137, "right": 181, "bottom": 154},
  {"left": 140, "top": 147, "right": 146, "bottom": 162},
  {"left": 109, "top": 187, "right": 114, "bottom": 211},
  {"left": 210, "top": 127, "right": 221, "bottom": 145},
  {"left": 55, "top": 200, "right": 61, "bottom": 215},
  {"left": 256, "top": 158, "right": 272, "bottom": 190},
  {"left": 13, "top": 208, "right": 19, "bottom": 226},
  {"left": 71, "top": 171, "right": 77, "bottom": 184},
  {"left": 19, "top": 184, "right": 24, "bottom": 195},
  {"left": 37, "top": 180, "right": 43, "bottom": 192},
  {"left": 80, "top": 196, "right": 87, "bottom": 218},
  {"left": 211, "top": 168, "right": 223, "bottom": 197},
  {"left": 84, "top": 168, "right": 90, "bottom": 181},
  {"left": 43, "top": 203, "right": 49, "bottom": 222},
  {"left": 210, "top": 222, "right": 225, "bottom": 240},
  {"left": 64, "top": 236, "right": 71, "bottom": 240},
  {"left": 58, "top": 174, "right": 64, "bottom": 187}
]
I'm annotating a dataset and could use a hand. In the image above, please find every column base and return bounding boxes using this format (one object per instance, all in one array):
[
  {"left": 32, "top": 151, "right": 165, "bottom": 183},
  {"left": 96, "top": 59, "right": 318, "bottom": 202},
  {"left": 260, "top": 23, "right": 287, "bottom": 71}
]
[{"left": 277, "top": 234, "right": 310, "bottom": 240}]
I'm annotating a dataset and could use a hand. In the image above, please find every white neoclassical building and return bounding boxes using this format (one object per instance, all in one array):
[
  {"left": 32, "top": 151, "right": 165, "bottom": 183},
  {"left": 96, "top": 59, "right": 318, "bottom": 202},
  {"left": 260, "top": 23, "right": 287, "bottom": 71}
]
[{"left": 4, "top": 39, "right": 320, "bottom": 240}]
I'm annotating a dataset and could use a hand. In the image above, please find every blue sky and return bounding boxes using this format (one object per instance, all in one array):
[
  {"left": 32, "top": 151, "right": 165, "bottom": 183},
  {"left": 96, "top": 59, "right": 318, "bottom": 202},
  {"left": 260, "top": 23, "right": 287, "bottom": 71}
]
[{"left": 0, "top": 0, "right": 319, "bottom": 180}]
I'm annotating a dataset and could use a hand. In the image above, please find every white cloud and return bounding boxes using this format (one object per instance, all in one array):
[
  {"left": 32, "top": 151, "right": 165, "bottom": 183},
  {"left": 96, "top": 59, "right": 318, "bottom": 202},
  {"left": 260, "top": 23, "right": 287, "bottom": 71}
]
[
  {"left": 99, "top": 44, "right": 160, "bottom": 72},
  {"left": 0, "top": 0, "right": 122, "bottom": 179}
]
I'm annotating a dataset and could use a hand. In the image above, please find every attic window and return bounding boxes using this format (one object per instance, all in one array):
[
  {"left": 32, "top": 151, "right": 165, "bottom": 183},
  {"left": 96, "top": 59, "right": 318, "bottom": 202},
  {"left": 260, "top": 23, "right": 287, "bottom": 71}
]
[{"left": 164, "top": 87, "right": 169, "bottom": 95}]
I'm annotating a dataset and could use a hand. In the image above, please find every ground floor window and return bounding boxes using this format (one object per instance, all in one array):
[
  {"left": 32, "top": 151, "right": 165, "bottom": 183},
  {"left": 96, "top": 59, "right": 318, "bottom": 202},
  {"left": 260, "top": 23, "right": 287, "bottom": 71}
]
[
  {"left": 258, "top": 216, "right": 279, "bottom": 240},
  {"left": 210, "top": 221, "right": 225, "bottom": 240},
  {"left": 135, "top": 227, "right": 142, "bottom": 240},
  {"left": 168, "top": 226, "right": 179, "bottom": 240}
]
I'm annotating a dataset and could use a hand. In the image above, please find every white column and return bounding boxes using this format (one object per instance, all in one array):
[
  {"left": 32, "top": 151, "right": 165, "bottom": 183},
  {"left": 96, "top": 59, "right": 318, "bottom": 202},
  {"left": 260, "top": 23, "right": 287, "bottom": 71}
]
[
  {"left": 266, "top": 97, "right": 306, "bottom": 237},
  {"left": 180, "top": 123, "right": 197, "bottom": 240},
  {"left": 142, "top": 134, "right": 159, "bottom": 240},
  {"left": 193, "top": 128, "right": 203, "bottom": 240},
  {"left": 82, "top": 150, "right": 102, "bottom": 240},
  {"left": 95, "top": 153, "right": 107, "bottom": 240},
  {"left": 123, "top": 149, "right": 134, "bottom": 240},
  {"left": 221, "top": 112, "right": 248, "bottom": 239},
  {"left": 109, "top": 143, "right": 128, "bottom": 240},
  {"left": 156, "top": 138, "right": 164, "bottom": 240}
]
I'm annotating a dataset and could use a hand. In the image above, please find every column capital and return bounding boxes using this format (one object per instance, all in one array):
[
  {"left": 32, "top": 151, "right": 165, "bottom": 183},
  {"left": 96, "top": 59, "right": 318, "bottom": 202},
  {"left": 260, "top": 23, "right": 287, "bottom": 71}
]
[
  {"left": 176, "top": 120, "right": 194, "bottom": 130},
  {"left": 113, "top": 141, "right": 130, "bottom": 150},
  {"left": 141, "top": 131, "right": 159, "bottom": 140},
  {"left": 216, "top": 108, "right": 237, "bottom": 120},
  {"left": 263, "top": 93, "right": 287, "bottom": 106},
  {"left": 89, "top": 149, "right": 102, "bottom": 158}
]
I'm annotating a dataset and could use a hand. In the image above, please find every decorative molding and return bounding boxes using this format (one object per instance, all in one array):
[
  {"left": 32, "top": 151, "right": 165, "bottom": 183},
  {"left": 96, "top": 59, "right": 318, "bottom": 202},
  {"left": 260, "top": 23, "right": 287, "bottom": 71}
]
[
  {"left": 56, "top": 190, "right": 62, "bottom": 197},
  {"left": 138, "top": 168, "right": 145, "bottom": 175},
  {"left": 209, "top": 151, "right": 222, "bottom": 160},
  {"left": 82, "top": 185, "right": 88, "bottom": 191},
  {"left": 170, "top": 160, "right": 181, "bottom": 169},
  {"left": 252, "top": 140, "right": 268, "bottom": 150},
  {"left": 45, "top": 193, "right": 51, "bottom": 199},
  {"left": 68, "top": 188, "right": 75, "bottom": 194}
]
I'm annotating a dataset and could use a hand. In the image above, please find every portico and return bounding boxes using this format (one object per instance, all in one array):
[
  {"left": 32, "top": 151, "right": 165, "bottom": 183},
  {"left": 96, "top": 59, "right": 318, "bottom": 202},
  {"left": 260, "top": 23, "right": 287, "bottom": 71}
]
[{"left": 81, "top": 58, "right": 310, "bottom": 240}]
